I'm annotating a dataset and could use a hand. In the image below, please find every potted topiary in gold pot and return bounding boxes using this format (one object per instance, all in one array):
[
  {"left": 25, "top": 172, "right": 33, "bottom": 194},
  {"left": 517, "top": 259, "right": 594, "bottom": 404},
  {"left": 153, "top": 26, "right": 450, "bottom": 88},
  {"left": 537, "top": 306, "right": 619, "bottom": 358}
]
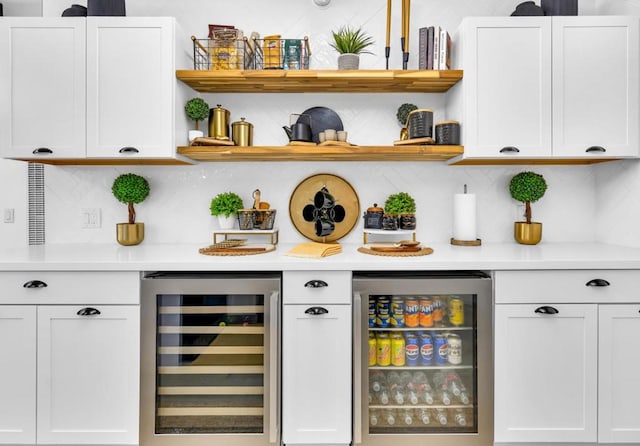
[
  {"left": 112, "top": 173, "right": 150, "bottom": 246},
  {"left": 509, "top": 171, "right": 548, "bottom": 245},
  {"left": 330, "top": 26, "right": 374, "bottom": 70}
]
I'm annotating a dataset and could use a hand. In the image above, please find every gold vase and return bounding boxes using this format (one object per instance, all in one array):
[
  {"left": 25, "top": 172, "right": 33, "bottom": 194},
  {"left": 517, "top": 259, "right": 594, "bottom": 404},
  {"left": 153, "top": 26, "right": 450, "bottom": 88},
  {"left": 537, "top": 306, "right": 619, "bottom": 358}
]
[
  {"left": 514, "top": 222, "right": 542, "bottom": 245},
  {"left": 116, "top": 223, "right": 144, "bottom": 246}
]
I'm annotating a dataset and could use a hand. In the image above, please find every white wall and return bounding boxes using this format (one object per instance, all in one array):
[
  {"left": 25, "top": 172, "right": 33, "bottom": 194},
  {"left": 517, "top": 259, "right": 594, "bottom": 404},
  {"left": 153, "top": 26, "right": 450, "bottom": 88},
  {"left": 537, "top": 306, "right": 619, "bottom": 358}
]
[{"left": 0, "top": 159, "right": 28, "bottom": 247}]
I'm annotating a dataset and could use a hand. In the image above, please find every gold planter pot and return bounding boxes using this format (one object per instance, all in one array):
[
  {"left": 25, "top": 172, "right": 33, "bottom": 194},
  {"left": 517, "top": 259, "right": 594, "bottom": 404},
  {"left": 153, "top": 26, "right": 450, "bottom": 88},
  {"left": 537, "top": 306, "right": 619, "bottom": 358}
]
[
  {"left": 514, "top": 222, "right": 542, "bottom": 245},
  {"left": 116, "top": 223, "right": 144, "bottom": 246}
]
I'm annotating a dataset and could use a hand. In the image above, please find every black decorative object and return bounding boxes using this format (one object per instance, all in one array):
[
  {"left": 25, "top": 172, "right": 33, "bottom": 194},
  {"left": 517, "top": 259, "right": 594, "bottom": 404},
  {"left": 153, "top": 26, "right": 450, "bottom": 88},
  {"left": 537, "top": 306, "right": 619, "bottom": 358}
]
[
  {"left": 296, "top": 107, "right": 343, "bottom": 144},
  {"left": 510, "top": 1, "right": 544, "bottom": 16},
  {"left": 363, "top": 203, "right": 384, "bottom": 229},
  {"left": 541, "top": 0, "right": 578, "bottom": 15},
  {"left": 87, "top": 0, "right": 125, "bottom": 16},
  {"left": 0, "top": 3, "right": 3, "bottom": 16},
  {"left": 62, "top": 4, "right": 87, "bottom": 16},
  {"left": 302, "top": 186, "right": 346, "bottom": 237}
]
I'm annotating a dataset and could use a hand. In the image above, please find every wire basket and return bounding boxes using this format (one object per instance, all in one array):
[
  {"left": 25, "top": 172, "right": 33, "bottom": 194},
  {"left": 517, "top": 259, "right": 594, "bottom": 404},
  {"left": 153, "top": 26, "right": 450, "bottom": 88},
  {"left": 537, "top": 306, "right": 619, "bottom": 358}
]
[{"left": 192, "top": 35, "right": 311, "bottom": 70}]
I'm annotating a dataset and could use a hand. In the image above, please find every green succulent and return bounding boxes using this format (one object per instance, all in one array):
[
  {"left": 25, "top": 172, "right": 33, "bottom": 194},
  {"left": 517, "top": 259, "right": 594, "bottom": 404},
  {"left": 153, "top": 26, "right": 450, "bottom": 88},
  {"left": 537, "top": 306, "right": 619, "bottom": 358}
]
[
  {"left": 509, "top": 171, "right": 548, "bottom": 224},
  {"left": 384, "top": 192, "right": 416, "bottom": 215},
  {"left": 112, "top": 173, "right": 150, "bottom": 224},
  {"left": 329, "top": 26, "right": 374, "bottom": 55},
  {"left": 185, "top": 97, "right": 210, "bottom": 131},
  {"left": 210, "top": 192, "right": 244, "bottom": 217},
  {"left": 396, "top": 103, "right": 418, "bottom": 126}
]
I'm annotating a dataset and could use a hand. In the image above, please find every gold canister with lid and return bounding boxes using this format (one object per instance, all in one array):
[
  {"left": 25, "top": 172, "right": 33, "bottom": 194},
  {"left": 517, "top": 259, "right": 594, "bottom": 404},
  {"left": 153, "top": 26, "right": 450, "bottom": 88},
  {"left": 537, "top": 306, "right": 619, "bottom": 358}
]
[
  {"left": 208, "top": 104, "right": 230, "bottom": 140},
  {"left": 231, "top": 117, "right": 254, "bottom": 146}
]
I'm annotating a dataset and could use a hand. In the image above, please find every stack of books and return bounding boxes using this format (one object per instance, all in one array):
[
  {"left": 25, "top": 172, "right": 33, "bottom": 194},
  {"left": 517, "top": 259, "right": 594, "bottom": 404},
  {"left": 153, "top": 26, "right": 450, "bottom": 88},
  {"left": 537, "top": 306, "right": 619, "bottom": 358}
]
[{"left": 418, "top": 26, "right": 452, "bottom": 70}]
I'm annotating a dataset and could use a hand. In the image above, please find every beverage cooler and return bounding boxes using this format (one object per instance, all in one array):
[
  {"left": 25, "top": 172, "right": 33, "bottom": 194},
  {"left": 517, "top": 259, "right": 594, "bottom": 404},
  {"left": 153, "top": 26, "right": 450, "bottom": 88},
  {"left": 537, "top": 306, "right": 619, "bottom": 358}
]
[
  {"left": 140, "top": 272, "right": 281, "bottom": 446},
  {"left": 353, "top": 271, "right": 493, "bottom": 446}
]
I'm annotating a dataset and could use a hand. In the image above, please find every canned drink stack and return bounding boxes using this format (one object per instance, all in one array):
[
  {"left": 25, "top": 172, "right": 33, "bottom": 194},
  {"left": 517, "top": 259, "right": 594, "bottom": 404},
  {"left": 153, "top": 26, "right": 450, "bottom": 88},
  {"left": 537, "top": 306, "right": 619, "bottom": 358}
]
[
  {"left": 419, "top": 298, "right": 434, "bottom": 327},
  {"left": 376, "top": 296, "right": 391, "bottom": 328},
  {"left": 390, "top": 296, "right": 405, "bottom": 327},
  {"left": 448, "top": 296, "right": 464, "bottom": 326},
  {"left": 404, "top": 297, "right": 420, "bottom": 327},
  {"left": 376, "top": 332, "right": 391, "bottom": 366}
]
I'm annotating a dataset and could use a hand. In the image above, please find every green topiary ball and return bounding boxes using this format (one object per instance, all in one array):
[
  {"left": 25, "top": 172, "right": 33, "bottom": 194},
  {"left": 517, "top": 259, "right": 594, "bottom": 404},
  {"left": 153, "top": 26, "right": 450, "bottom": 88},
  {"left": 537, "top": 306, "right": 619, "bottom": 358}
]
[
  {"left": 112, "top": 173, "right": 150, "bottom": 205},
  {"left": 185, "top": 97, "right": 210, "bottom": 122},
  {"left": 396, "top": 103, "right": 418, "bottom": 126},
  {"left": 509, "top": 171, "right": 547, "bottom": 203}
]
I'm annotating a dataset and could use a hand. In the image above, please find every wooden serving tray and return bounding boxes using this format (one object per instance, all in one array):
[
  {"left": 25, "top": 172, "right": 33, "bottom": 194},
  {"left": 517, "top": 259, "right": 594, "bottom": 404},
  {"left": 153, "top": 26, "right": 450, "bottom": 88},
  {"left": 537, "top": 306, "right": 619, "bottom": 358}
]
[
  {"left": 393, "top": 136, "right": 435, "bottom": 146},
  {"left": 318, "top": 141, "right": 353, "bottom": 147},
  {"left": 369, "top": 245, "right": 421, "bottom": 253},
  {"left": 191, "top": 137, "right": 235, "bottom": 146},
  {"left": 199, "top": 244, "right": 276, "bottom": 256}
]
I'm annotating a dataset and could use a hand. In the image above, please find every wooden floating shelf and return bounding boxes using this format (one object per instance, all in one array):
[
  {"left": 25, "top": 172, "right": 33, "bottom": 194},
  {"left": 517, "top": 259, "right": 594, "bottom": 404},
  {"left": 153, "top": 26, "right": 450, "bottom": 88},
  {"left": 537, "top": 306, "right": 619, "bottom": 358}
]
[
  {"left": 177, "top": 145, "right": 464, "bottom": 162},
  {"left": 175, "top": 69, "right": 463, "bottom": 93},
  {"left": 448, "top": 156, "right": 621, "bottom": 166}
]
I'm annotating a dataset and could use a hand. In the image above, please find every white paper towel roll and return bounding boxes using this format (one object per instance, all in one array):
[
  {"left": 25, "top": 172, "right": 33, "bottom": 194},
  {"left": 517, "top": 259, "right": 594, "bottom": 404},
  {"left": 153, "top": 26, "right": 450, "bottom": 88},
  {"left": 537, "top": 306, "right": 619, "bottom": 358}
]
[{"left": 453, "top": 193, "right": 477, "bottom": 241}]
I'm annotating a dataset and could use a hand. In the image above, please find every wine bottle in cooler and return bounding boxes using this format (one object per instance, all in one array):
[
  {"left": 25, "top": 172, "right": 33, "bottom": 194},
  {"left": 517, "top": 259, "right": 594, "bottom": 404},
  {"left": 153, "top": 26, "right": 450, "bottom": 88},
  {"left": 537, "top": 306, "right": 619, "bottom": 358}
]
[
  {"left": 451, "top": 408, "right": 467, "bottom": 426},
  {"left": 384, "top": 409, "right": 396, "bottom": 426},
  {"left": 387, "top": 371, "right": 406, "bottom": 405},
  {"left": 400, "top": 371, "right": 419, "bottom": 405},
  {"left": 370, "top": 370, "right": 386, "bottom": 392},
  {"left": 432, "top": 371, "right": 452, "bottom": 405},
  {"left": 413, "top": 371, "right": 435, "bottom": 404},
  {"left": 369, "top": 408, "right": 380, "bottom": 427},
  {"left": 435, "top": 408, "right": 448, "bottom": 425},
  {"left": 402, "top": 408, "right": 414, "bottom": 426},
  {"left": 418, "top": 408, "right": 431, "bottom": 425}
]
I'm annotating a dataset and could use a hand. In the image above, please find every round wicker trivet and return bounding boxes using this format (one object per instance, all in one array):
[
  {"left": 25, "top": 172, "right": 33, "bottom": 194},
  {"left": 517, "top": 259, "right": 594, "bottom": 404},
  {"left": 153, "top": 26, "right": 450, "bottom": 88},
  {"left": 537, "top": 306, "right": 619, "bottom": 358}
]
[
  {"left": 357, "top": 246, "right": 434, "bottom": 257},
  {"left": 199, "top": 245, "right": 276, "bottom": 256}
]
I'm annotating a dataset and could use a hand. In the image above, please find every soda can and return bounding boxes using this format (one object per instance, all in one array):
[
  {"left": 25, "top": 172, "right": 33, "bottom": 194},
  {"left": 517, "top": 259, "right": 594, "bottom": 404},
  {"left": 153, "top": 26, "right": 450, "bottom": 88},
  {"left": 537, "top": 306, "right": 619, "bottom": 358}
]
[
  {"left": 419, "top": 333, "right": 433, "bottom": 365},
  {"left": 405, "top": 333, "right": 420, "bottom": 366},
  {"left": 376, "top": 332, "right": 391, "bottom": 366},
  {"left": 404, "top": 298, "right": 420, "bottom": 327},
  {"left": 419, "top": 298, "right": 434, "bottom": 327},
  {"left": 432, "top": 296, "right": 444, "bottom": 324},
  {"left": 449, "top": 297, "right": 465, "bottom": 327},
  {"left": 391, "top": 333, "right": 406, "bottom": 366},
  {"left": 369, "top": 297, "right": 376, "bottom": 328},
  {"left": 434, "top": 334, "right": 448, "bottom": 365},
  {"left": 376, "top": 297, "right": 391, "bottom": 328},
  {"left": 390, "top": 296, "right": 405, "bottom": 328},
  {"left": 447, "top": 334, "right": 462, "bottom": 365},
  {"left": 369, "top": 332, "right": 377, "bottom": 366}
]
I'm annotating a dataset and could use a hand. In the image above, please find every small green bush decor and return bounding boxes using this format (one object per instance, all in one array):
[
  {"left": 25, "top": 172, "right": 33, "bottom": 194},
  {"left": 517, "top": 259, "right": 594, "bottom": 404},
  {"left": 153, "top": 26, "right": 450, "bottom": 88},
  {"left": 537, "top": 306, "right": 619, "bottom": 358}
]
[
  {"left": 210, "top": 192, "right": 244, "bottom": 217},
  {"left": 185, "top": 97, "right": 210, "bottom": 131},
  {"left": 112, "top": 173, "right": 150, "bottom": 224},
  {"left": 330, "top": 26, "right": 374, "bottom": 55},
  {"left": 509, "top": 171, "right": 548, "bottom": 224},
  {"left": 397, "top": 103, "right": 418, "bottom": 126},
  {"left": 384, "top": 191, "right": 416, "bottom": 215}
]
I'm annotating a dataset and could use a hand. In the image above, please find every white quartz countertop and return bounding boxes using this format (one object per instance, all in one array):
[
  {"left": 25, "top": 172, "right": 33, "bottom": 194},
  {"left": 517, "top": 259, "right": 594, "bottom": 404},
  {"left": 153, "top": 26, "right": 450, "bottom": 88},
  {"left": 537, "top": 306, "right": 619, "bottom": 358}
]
[{"left": 1, "top": 242, "right": 640, "bottom": 271}]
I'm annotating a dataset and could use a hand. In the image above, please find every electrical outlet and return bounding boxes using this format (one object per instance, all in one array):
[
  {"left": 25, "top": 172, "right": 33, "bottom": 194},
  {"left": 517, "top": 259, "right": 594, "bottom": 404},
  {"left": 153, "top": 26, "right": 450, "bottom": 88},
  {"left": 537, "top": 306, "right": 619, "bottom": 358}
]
[
  {"left": 3, "top": 208, "right": 14, "bottom": 223},
  {"left": 81, "top": 208, "right": 101, "bottom": 229}
]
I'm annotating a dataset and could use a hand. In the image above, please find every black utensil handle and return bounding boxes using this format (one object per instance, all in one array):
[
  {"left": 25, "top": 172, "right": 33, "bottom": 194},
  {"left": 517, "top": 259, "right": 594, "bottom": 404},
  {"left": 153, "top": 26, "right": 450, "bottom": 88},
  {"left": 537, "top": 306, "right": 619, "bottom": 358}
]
[
  {"left": 586, "top": 278, "right": 610, "bottom": 287},
  {"left": 32, "top": 147, "right": 53, "bottom": 155},
  {"left": 304, "top": 280, "right": 328, "bottom": 288},
  {"left": 304, "top": 306, "right": 329, "bottom": 315},
  {"left": 77, "top": 307, "right": 101, "bottom": 316},
  {"left": 534, "top": 306, "right": 559, "bottom": 315},
  {"left": 499, "top": 146, "right": 520, "bottom": 154},
  {"left": 119, "top": 146, "right": 139, "bottom": 154},
  {"left": 586, "top": 146, "right": 606, "bottom": 153},
  {"left": 23, "top": 280, "right": 48, "bottom": 288}
]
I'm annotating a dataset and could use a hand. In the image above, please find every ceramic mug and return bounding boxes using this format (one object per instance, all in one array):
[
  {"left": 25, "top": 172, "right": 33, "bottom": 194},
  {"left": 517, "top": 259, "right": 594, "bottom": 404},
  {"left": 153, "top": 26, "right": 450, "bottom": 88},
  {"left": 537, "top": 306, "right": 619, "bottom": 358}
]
[
  {"left": 337, "top": 130, "right": 347, "bottom": 142},
  {"left": 315, "top": 216, "right": 335, "bottom": 237},
  {"left": 314, "top": 187, "right": 335, "bottom": 209},
  {"left": 318, "top": 131, "right": 326, "bottom": 143},
  {"left": 324, "top": 129, "right": 337, "bottom": 141}
]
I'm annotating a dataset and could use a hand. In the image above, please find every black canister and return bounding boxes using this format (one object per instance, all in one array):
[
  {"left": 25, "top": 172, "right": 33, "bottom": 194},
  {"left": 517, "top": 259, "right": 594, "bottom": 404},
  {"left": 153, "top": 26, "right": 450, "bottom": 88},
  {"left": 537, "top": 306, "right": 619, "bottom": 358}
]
[
  {"left": 363, "top": 203, "right": 384, "bottom": 229},
  {"left": 435, "top": 120, "right": 461, "bottom": 145},
  {"left": 541, "top": 0, "right": 577, "bottom": 15},
  {"left": 407, "top": 109, "right": 434, "bottom": 140}
]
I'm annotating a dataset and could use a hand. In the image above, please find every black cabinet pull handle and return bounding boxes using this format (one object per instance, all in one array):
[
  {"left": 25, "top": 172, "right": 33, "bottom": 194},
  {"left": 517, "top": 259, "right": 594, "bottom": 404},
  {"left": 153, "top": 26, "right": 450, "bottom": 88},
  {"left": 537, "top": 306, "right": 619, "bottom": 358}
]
[
  {"left": 77, "top": 307, "right": 101, "bottom": 316},
  {"left": 304, "top": 280, "right": 328, "bottom": 288},
  {"left": 23, "top": 280, "right": 48, "bottom": 288},
  {"left": 534, "top": 306, "right": 559, "bottom": 315},
  {"left": 32, "top": 147, "right": 53, "bottom": 155},
  {"left": 586, "top": 146, "right": 606, "bottom": 153},
  {"left": 304, "top": 306, "right": 329, "bottom": 315},
  {"left": 586, "top": 278, "right": 610, "bottom": 287},
  {"left": 119, "top": 146, "right": 139, "bottom": 154},
  {"left": 499, "top": 146, "right": 520, "bottom": 154}
]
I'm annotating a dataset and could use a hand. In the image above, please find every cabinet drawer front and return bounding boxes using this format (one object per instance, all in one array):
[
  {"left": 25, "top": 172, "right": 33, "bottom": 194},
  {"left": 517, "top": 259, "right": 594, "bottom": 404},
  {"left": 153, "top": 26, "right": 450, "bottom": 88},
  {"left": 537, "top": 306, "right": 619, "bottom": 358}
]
[
  {"left": 494, "top": 270, "right": 640, "bottom": 303},
  {"left": 0, "top": 271, "right": 139, "bottom": 304},
  {"left": 283, "top": 271, "right": 351, "bottom": 304}
]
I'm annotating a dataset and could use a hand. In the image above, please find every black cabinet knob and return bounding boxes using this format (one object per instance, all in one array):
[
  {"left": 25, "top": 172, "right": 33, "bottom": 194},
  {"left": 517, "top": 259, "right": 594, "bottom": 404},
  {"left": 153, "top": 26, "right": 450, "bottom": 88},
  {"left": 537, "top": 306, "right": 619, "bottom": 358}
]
[
  {"left": 585, "top": 146, "right": 606, "bottom": 153},
  {"left": 119, "top": 147, "right": 139, "bottom": 154},
  {"left": 499, "top": 146, "right": 520, "bottom": 154},
  {"left": 32, "top": 147, "right": 53, "bottom": 155},
  {"left": 304, "top": 306, "right": 329, "bottom": 315}
]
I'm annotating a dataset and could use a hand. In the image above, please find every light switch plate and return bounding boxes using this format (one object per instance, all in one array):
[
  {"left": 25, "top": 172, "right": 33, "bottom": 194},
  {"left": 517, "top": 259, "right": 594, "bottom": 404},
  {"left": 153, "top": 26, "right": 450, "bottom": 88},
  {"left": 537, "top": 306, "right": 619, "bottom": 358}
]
[
  {"left": 3, "top": 208, "right": 14, "bottom": 223},
  {"left": 81, "top": 208, "right": 101, "bottom": 229}
]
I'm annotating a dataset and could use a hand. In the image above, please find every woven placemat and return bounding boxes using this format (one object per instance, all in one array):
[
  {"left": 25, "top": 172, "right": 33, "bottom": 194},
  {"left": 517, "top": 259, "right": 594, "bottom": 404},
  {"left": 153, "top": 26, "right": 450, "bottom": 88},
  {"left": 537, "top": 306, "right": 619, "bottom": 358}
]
[
  {"left": 199, "top": 244, "right": 276, "bottom": 256},
  {"left": 358, "top": 246, "right": 434, "bottom": 257}
]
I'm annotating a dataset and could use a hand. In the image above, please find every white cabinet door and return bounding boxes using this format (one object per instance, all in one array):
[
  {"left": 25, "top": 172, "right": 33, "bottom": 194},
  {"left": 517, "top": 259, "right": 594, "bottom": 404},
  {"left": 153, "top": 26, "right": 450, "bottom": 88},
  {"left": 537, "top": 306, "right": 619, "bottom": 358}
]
[
  {"left": 0, "top": 18, "right": 86, "bottom": 159},
  {"left": 458, "top": 17, "right": 552, "bottom": 158},
  {"left": 553, "top": 16, "right": 639, "bottom": 157},
  {"left": 494, "top": 304, "right": 598, "bottom": 443},
  {"left": 282, "top": 304, "right": 351, "bottom": 444},
  {"left": 36, "top": 305, "right": 140, "bottom": 445},
  {"left": 0, "top": 306, "right": 36, "bottom": 445},
  {"left": 86, "top": 17, "right": 174, "bottom": 159},
  {"left": 598, "top": 304, "right": 640, "bottom": 443}
]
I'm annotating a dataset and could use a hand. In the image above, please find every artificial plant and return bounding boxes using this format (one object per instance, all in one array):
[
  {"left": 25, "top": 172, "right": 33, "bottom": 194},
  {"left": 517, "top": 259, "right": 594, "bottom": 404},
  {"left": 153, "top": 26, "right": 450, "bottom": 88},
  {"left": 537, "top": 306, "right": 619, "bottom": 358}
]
[
  {"left": 509, "top": 171, "right": 548, "bottom": 224},
  {"left": 112, "top": 173, "right": 150, "bottom": 224}
]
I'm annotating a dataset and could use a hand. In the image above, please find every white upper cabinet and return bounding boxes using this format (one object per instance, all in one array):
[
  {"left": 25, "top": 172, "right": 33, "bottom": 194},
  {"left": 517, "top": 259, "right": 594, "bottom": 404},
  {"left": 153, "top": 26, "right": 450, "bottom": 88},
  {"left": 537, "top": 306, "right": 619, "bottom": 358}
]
[
  {"left": 86, "top": 17, "right": 176, "bottom": 159},
  {"left": 449, "top": 16, "right": 639, "bottom": 162},
  {"left": 0, "top": 18, "right": 86, "bottom": 159}
]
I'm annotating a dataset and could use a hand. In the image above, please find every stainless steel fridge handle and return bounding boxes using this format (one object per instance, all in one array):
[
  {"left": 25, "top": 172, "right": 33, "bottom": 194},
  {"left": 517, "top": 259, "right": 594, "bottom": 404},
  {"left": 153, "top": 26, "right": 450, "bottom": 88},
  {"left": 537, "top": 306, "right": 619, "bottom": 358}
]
[
  {"left": 353, "top": 292, "right": 362, "bottom": 444},
  {"left": 269, "top": 290, "right": 280, "bottom": 444}
]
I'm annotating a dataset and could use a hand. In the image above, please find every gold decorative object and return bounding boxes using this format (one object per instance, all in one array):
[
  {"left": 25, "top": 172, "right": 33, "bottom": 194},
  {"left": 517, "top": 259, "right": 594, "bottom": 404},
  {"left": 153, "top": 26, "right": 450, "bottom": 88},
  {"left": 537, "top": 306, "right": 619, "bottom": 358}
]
[
  {"left": 514, "top": 222, "right": 542, "bottom": 245},
  {"left": 116, "top": 223, "right": 144, "bottom": 246}
]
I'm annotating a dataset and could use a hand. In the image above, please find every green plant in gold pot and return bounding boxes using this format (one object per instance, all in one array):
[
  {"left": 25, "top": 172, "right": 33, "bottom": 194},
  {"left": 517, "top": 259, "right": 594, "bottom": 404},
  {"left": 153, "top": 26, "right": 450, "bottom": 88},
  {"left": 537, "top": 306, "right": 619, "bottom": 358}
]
[
  {"left": 384, "top": 191, "right": 417, "bottom": 230},
  {"left": 112, "top": 173, "right": 150, "bottom": 245},
  {"left": 330, "top": 26, "right": 374, "bottom": 70},
  {"left": 210, "top": 192, "right": 244, "bottom": 229},
  {"left": 509, "top": 171, "right": 548, "bottom": 245}
]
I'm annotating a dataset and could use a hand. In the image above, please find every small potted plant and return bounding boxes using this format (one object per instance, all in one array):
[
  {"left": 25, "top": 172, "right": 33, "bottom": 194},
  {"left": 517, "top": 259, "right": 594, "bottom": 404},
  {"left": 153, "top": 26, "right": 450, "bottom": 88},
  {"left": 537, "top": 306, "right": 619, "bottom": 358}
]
[
  {"left": 112, "top": 173, "right": 150, "bottom": 245},
  {"left": 383, "top": 191, "right": 417, "bottom": 230},
  {"left": 329, "top": 25, "right": 374, "bottom": 70},
  {"left": 396, "top": 103, "right": 418, "bottom": 140},
  {"left": 185, "top": 97, "right": 210, "bottom": 142},
  {"left": 509, "top": 171, "right": 548, "bottom": 245},
  {"left": 210, "top": 192, "right": 244, "bottom": 229}
]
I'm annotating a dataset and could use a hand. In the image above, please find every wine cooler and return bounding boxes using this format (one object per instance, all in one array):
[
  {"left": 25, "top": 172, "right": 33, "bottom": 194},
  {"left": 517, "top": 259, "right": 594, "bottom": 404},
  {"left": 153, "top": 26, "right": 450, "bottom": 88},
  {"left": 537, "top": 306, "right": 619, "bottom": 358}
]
[
  {"left": 353, "top": 271, "right": 493, "bottom": 446},
  {"left": 140, "top": 272, "right": 281, "bottom": 446}
]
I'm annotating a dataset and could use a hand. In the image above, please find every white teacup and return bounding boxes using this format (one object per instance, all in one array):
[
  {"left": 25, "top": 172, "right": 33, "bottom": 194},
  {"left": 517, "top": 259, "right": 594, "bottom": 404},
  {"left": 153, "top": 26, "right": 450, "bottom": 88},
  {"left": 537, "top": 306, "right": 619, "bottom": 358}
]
[
  {"left": 337, "top": 130, "right": 348, "bottom": 142},
  {"left": 318, "top": 132, "right": 326, "bottom": 143},
  {"left": 324, "top": 129, "right": 337, "bottom": 141}
]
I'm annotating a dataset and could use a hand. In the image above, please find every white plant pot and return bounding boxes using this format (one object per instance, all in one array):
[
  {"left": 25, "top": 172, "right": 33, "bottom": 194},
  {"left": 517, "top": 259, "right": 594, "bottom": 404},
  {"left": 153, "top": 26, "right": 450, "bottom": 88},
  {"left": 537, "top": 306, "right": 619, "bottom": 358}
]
[
  {"left": 217, "top": 215, "right": 236, "bottom": 229},
  {"left": 188, "top": 129, "right": 204, "bottom": 142},
  {"left": 338, "top": 53, "right": 360, "bottom": 70}
]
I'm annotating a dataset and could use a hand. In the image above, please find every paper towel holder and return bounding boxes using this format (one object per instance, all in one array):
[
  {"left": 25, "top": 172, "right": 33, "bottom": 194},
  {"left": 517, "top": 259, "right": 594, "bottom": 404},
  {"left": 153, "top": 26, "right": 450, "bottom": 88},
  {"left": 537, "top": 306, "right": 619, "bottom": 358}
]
[{"left": 451, "top": 183, "right": 482, "bottom": 246}]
